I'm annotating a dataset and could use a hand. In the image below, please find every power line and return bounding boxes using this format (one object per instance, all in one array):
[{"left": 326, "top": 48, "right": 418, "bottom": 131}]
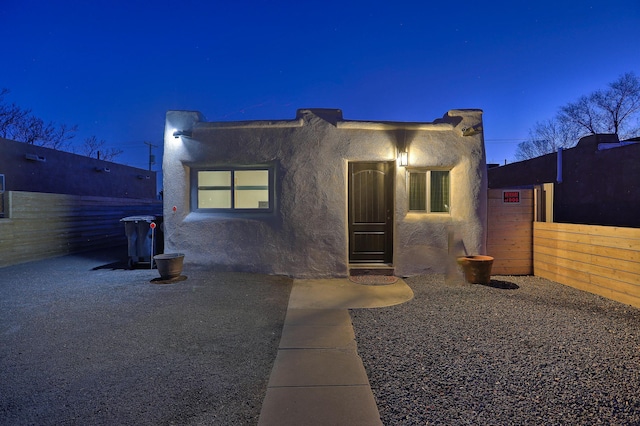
[{"left": 144, "top": 141, "right": 158, "bottom": 171}]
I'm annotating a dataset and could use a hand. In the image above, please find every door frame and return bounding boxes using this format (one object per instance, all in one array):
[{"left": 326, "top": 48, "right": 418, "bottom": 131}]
[{"left": 347, "top": 161, "right": 395, "bottom": 264}]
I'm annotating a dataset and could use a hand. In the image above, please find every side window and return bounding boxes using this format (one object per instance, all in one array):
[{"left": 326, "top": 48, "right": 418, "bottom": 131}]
[
  {"left": 193, "top": 166, "right": 273, "bottom": 212},
  {"left": 408, "top": 170, "right": 450, "bottom": 213}
]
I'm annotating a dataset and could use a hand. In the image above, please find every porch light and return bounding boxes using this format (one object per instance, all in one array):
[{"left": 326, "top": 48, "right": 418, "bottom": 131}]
[
  {"left": 173, "top": 130, "right": 192, "bottom": 138},
  {"left": 398, "top": 150, "right": 408, "bottom": 167}
]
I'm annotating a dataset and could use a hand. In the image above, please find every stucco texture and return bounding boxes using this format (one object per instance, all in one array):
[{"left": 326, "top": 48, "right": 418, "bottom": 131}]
[{"left": 163, "top": 109, "right": 487, "bottom": 278}]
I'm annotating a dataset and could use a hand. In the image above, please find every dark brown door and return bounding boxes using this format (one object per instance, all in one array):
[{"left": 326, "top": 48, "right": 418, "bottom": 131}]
[{"left": 348, "top": 162, "right": 394, "bottom": 263}]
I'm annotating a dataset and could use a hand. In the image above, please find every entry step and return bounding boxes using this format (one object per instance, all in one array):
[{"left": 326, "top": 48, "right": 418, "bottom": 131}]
[{"left": 349, "top": 265, "right": 395, "bottom": 276}]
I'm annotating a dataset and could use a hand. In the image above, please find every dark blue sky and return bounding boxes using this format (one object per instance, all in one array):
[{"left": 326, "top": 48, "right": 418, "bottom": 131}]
[{"left": 2, "top": 0, "right": 639, "bottom": 171}]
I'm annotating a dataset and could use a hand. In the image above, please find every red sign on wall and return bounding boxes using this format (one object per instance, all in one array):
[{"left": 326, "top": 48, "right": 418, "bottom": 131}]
[{"left": 503, "top": 190, "right": 521, "bottom": 203}]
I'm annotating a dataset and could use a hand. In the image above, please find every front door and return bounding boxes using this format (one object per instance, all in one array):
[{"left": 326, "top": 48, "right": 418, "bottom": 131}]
[{"left": 348, "top": 161, "right": 394, "bottom": 263}]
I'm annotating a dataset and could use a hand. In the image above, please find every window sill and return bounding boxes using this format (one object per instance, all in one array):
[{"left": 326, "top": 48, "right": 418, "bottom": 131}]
[
  {"left": 184, "top": 210, "right": 276, "bottom": 222},
  {"left": 404, "top": 212, "right": 452, "bottom": 221}
]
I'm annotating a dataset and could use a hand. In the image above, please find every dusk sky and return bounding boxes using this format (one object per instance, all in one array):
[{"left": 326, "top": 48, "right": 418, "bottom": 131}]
[{"left": 2, "top": 0, "right": 639, "bottom": 173}]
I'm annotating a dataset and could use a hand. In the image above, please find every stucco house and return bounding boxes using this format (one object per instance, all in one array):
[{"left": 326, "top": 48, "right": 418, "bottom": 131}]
[{"left": 162, "top": 108, "right": 488, "bottom": 278}]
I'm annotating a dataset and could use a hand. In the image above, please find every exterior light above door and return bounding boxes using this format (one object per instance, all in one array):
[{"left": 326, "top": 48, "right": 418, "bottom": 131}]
[{"left": 398, "top": 150, "right": 408, "bottom": 167}]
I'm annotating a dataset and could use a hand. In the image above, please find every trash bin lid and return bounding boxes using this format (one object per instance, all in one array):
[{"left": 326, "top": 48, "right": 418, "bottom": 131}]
[{"left": 120, "top": 215, "right": 156, "bottom": 222}]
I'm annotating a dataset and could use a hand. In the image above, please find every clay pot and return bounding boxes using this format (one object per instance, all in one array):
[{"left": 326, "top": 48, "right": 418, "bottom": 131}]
[
  {"left": 153, "top": 253, "right": 185, "bottom": 280},
  {"left": 456, "top": 255, "right": 494, "bottom": 285}
]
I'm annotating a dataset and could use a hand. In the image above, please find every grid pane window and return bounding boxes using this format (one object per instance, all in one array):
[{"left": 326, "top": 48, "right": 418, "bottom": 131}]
[
  {"left": 408, "top": 170, "right": 450, "bottom": 213},
  {"left": 198, "top": 171, "right": 231, "bottom": 208},
  {"left": 234, "top": 170, "right": 269, "bottom": 209},
  {"left": 195, "top": 167, "right": 272, "bottom": 211}
]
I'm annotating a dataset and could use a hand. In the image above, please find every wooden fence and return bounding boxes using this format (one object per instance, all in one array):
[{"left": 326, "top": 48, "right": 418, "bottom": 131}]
[
  {"left": 487, "top": 189, "right": 533, "bottom": 275},
  {"left": 534, "top": 222, "right": 640, "bottom": 308},
  {"left": 0, "top": 191, "right": 162, "bottom": 267}
]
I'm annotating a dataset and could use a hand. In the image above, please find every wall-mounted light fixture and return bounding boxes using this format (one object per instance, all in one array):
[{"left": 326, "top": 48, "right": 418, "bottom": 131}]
[
  {"left": 95, "top": 167, "right": 111, "bottom": 173},
  {"left": 173, "top": 130, "right": 192, "bottom": 138},
  {"left": 398, "top": 150, "right": 408, "bottom": 167},
  {"left": 462, "top": 124, "right": 483, "bottom": 137},
  {"left": 397, "top": 128, "right": 409, "bottom": 166}
]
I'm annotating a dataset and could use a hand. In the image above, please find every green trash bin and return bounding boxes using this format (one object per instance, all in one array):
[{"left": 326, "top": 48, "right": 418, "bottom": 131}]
[{"left": 120, "top": 215, "right": 157, "bottom": 268}]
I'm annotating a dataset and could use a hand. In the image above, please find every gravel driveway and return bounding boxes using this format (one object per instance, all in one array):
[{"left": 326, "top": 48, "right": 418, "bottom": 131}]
[
  {"left": 4, "top": 250, "right": 640, "bottom": 425},
  {"left": 351, "top": 274, "right": 640, "bottom": 425},
  {"left": 0, "top": 249, "right": 292, "bottom": 425}
]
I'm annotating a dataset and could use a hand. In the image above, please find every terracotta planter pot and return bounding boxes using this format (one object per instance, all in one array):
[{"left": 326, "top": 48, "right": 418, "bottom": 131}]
[
  {"left": 153, "top": 253, "right": 185, "bottom": 280},
  {"left": 456, "top": 255, "right": 494, "bottom": 285}
]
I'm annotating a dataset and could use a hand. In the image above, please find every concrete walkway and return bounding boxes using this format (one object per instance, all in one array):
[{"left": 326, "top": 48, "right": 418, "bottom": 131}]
[{"left": 258, "top": 278, "right": 414, "bottom": 425}]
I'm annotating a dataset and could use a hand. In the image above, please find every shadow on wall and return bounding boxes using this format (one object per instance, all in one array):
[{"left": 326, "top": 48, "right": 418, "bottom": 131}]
[{"left": 446, "top": 228, "right": 468, "bottom": 281}]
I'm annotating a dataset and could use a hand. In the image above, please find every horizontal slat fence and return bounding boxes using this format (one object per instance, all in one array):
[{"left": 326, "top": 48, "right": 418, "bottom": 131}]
[
  {"left": 487, "top": 189, "right": 533, "bottom": 275},
  {"left": 0, "top": 191, "right": 162, "bottom": 267},
  {"left": 534, "top": 222, "right": 640, "bottom": 308}
]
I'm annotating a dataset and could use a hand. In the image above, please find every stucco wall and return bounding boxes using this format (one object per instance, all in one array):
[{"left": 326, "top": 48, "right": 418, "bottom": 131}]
[{"left": 163, "top": 108, "right": 487, "bottom": 277}]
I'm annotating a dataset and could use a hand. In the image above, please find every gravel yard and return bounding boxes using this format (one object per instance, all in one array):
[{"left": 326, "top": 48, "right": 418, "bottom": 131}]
[
  {"left": 0, "top": 251, "right": 292, "bottom": 425},
  {"left": 4, "top": 250, "right": 640, "bottom": 425},
  {"left": 351, "top": 274, "right": 640, "bottom": 425}
]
